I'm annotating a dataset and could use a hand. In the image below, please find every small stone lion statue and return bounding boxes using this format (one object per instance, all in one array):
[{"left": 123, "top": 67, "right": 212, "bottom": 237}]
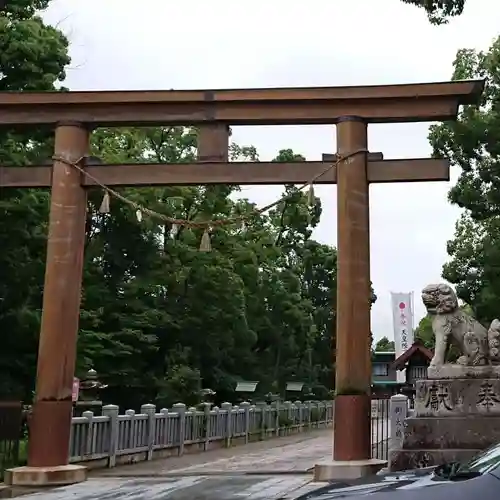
[
  {"left": 422, "top": 283, "right": 491, "bottom": 367},
  {"left": 488, "top": 319, "right": 500, "bottom": 364}
]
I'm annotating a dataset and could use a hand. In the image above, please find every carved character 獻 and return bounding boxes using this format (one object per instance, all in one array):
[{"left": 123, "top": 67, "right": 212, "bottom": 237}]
[{"left": 423, "top": 382, "right": 453, "bottom": 411}]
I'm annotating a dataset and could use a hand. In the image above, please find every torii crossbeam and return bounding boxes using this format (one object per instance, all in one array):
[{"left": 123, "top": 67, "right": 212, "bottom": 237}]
[
  {"left": 0, "top": 80, "right": 484, "bottom": 486},
  {"left": 0, "top": 156, "right": 449, "bottom": 187}
]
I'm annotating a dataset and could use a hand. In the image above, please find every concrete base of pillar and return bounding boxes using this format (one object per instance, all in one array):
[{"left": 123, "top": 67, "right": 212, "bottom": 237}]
[
  {"left": 313, "top": 459, "right": 387, "bottom": 481},
  {"left": 4, "top": 464, "right": 87, "bottom": 487}
]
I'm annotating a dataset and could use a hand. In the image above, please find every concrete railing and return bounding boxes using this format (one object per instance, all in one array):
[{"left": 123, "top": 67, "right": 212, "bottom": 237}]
[{"left": 69, "top": 400, "right": 333, "bottom": 469}]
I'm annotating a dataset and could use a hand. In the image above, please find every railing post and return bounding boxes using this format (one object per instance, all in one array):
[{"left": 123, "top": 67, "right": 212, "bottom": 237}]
[
  {"left": 159, "top": 408, "right": 169, "bottom": 447},
  {"left": 232, "top": 405, "right": 239, "bottom": 439},
  {"left": 308, "top": 401, "right": 313, "bottom": 430},
  {"left": 221, "top": 402, "right": 232, "bottom": 448},
  {"left": 187, "top": 407, "right": 196, "bottom": 443},
  {"left": 290, "top": 401, "right": 297, "bottom": 426},
  {"left": 240, "top": 401, "right": 250, "bottom": 444},
  {"left": 172, "top": 403, "right": 186, "bottom": 456},
  {"left": 390, "top": 394, "right": 408, "bottom": 451},
  {"left": 295, "top": 400, "right": 303, "bottom": 432},
  {"left": 125, "top": 409, "right": 135, "bottom": 452},
  {"left": 212, "top": 406, "right": 219, "bottom": 440},
  {"left": 255, "top": 402, "right": 266, "bottom": 440},
  {"left": 249, "top": 404, "right": 256, "bottom": 438},
  {"left": 82, "top": 410, "right": 94, "bottom": 457},
  {"left": 203, "top": 402, "right": 211, "bottom": 451},
  {"left": 284, "top": 401, "right": 291, "bottom": 435},
  {"left": 274, "top": 401, "right": 280, "bottom": 437},
  {"left": 318, "top": 401, "right": 324, "bottom": 427},
  {"left": 141, "top": 403, "right": 156, "bottom": 461},
  {"left": 102, "top": 404, "right": 119, "bottom": 468}
]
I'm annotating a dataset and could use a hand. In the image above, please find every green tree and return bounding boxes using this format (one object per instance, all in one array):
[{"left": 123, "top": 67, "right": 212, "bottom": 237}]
[
  {"left": 0, "top": 0, "right": 468, "bottom": 22},
  {"left": 0, "top": 6, "right": 345, "bottom": 408},
  {"left": 428, "top": 36, "right": 500, "bottom": 325},
  {"left": 401, "top": 0, "right": 466, "bottom": 24},
  {"left": 157, "top": 364, "right": 202, "bottom": 408},
  {"left": 78, "top": 126, "right": 260, "bottom": 406},
  {"left": 70, "top": 125, "right": 341, "bottom": 408},
  {"left": 374, "top": 336, "right": 395, "bottom": 352},
  {"left": 0, "top": 0, "right": 70, "bottom": 400},
  {"left": 414, "top": 315, "right": 434, "bottom": 349}
]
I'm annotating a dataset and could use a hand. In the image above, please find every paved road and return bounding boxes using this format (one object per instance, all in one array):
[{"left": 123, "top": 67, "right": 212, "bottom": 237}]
[
  {"left": 95, "top": 421, "right": 389, "bottom": 477},
  {"left": 17, "top": 422, "right": 390, "bottom": 499},
  {"left": 14, "top": 476, "right": 322, "bottom": 500},
  {"left": 101, "top": 430, "right": 334, "bottom": 477},
  {"left": 97, "top": 428, "right": 334, "bottom": 477}
]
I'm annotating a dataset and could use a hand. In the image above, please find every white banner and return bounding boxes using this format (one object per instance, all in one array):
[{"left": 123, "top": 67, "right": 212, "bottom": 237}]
[{"left": 391, "top": 292, "right": 415, "bottom": 383}]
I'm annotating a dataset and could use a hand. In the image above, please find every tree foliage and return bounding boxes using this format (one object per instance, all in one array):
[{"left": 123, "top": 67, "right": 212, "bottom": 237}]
[
  {"left": 0, "top": 1, "right": 351, "bottom": 407},
  {"left": 80, "top": 129, "right": 343, "bottom": 407},
  {"left": 0, "top": 0, "right": 69, "bottom": 400},
  {"left": 429, "top": 36, "right": 500, "bottom": 325},
  {"left": 2, "top": 125, "right": 343, "bottom": 407},
  {"left": 414, "top": 315, "right": 434, "bottom": 349},
  {"left": 401, "top": 0, "right": 466, "bottom": 24},
  {"left": 374, "top": 336, "right": 395, "bottom": 352}
]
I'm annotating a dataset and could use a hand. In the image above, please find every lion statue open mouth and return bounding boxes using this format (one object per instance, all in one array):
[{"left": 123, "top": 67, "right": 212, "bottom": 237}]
[{"left": 421, "top": 283, "right": 500, "bottom": 367}]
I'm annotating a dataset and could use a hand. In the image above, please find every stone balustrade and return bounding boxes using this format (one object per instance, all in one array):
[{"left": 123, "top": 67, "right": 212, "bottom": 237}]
[{"left": 68, "top": 400, "right": 333, "bottom": 469}]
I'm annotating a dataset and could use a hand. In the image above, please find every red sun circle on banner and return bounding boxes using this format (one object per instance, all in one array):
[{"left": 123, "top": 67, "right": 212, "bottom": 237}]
[{"left": 399, "top": 302, "right": 406, "bottom": 309}]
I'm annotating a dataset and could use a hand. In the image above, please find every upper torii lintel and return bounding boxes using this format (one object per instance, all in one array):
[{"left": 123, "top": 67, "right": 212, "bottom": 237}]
[{"left": 0, "top": 80, "right": 484, "bottom": 127}]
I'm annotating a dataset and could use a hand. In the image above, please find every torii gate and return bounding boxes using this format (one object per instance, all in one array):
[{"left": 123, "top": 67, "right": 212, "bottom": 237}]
[{"left": 0, "top": 80, "right": 483, "bottom": 485}]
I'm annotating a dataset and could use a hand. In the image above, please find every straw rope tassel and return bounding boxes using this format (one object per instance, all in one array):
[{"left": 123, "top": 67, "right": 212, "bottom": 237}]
[
  {"left": 49, "top": 150, "right": 364, "bottom": 234},
  {"left": 307, "top": 183, "right": 315, "bottom": 206},
  {"left": 199, "top": 229, "right": 212, "bottom": 252},
  {"left": 99, "top": 191, "right": 111, "bottom": 214}
]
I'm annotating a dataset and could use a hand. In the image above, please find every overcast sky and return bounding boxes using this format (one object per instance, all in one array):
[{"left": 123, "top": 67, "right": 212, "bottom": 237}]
[{"left": 43, "top": 0, "right": 500, "bottom": 341}]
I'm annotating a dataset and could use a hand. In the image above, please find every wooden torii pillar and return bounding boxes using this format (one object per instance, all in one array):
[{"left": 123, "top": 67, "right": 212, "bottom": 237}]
[{"left": 0, "top": 80, "right": 483, "bottom": 485}]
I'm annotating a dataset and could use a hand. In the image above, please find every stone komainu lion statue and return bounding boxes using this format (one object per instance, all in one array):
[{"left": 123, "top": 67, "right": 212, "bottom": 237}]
[
  {"left": 422, "top": 283, "right": 500, "bottom": 367},
  {"left": 489, "top": 319, "right": 500, "bottom": 363}
]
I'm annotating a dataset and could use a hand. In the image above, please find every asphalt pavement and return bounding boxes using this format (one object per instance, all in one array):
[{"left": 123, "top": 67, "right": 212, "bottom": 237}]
[{"left": 13, "top": 422, "right": 390, "bottom": 499}]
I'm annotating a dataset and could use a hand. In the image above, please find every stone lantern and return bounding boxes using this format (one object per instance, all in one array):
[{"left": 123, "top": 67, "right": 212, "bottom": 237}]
[
  {"left": 73, "top": 368, "right": 108, "bottom": 416},
  {"left": 199, "top": 388, "right": 216, "bottom": 403}
]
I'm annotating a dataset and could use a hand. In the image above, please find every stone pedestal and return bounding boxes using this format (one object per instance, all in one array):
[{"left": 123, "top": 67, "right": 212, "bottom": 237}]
[
  {"left": 427, "top": 364, "right": 500, "bottom": 380},
  {"left": 314, "top": 459, "right": 387, "bottom": 481},
  {"left": 390, "top": 377, "right": 500, "bottom": 470},
  {"left": 4, "top": 464, "right": 87, "bottom": 486}
]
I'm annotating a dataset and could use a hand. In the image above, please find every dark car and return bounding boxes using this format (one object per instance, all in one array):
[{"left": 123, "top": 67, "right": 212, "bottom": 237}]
[{"left": 297, "top": 442, "right": 500, "bottom": 499}]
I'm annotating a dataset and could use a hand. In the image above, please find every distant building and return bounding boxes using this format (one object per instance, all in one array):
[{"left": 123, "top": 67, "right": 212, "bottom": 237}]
[
  {"left": 371, "top": 350, "right": 399, "bottom": 396},
  {"left": 371, "top": 340, "right": 433, "bottom": 397},
  {"left": 391, "top": 340, "right": 433, "bottom": 404}
]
